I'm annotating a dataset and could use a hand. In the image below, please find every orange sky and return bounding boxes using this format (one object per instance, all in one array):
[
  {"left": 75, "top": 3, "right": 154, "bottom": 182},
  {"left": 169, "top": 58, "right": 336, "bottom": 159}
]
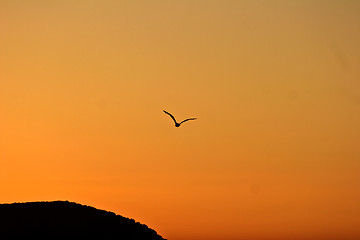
[{"left": 1, "top": 1, "right": 360, "bottom": 239}]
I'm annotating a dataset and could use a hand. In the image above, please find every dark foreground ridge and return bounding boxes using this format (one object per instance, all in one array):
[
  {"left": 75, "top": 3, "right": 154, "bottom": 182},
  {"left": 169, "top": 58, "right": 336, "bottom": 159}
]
[{"left": 0, "top": 201, "right": 166, "bottom": 239}]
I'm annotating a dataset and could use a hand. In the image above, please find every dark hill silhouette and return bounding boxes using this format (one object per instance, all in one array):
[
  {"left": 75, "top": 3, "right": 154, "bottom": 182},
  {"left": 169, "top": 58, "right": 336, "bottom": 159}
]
[{"left": 0, "top": 201, "right": 166, "bottom": 239}]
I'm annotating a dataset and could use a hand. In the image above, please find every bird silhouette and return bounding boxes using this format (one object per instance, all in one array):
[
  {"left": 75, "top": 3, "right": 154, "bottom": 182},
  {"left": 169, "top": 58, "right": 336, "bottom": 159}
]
[{"left": 163, "top": 110, "right": 197, "bottom": 127}]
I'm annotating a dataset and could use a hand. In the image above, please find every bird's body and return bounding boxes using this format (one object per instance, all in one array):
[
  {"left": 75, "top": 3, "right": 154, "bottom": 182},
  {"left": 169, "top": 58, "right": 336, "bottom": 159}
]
[{"left": 163, "top": 110, "right": 197, "bottom": 127}]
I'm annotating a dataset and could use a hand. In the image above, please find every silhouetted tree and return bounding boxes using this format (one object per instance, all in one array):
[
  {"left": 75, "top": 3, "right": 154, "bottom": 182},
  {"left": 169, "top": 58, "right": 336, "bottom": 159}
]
[{"left": 0, "top": 201, "right": 166, "bottom": 239}]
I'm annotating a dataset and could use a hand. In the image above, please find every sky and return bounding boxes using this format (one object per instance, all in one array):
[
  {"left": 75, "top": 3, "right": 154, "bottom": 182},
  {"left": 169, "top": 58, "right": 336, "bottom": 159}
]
[{"left": 1, "top": 0, "right": 360, "bottom": 239}]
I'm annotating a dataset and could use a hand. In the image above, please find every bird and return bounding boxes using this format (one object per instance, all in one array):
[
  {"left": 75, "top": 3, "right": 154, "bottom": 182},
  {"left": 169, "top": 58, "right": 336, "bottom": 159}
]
[{"left": 163, "top": 110, "right": 197, "bottom": 127}]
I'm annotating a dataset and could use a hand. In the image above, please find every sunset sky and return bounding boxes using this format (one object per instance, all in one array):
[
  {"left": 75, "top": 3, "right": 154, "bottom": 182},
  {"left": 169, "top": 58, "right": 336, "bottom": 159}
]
[{"left": 1, "top": 1, "right": 360, "bottom": 239}]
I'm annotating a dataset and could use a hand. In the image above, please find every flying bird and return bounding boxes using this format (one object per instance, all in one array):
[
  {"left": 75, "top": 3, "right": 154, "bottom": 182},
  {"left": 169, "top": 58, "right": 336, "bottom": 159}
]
[{"left": 163, "top": 110, "right": 197, "bottom": 127}]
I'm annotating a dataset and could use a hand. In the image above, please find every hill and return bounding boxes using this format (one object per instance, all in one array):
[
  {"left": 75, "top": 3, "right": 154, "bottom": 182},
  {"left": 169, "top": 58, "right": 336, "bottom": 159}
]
[{"left": 0, "top": 201, "right": 165, "bottom": 239}]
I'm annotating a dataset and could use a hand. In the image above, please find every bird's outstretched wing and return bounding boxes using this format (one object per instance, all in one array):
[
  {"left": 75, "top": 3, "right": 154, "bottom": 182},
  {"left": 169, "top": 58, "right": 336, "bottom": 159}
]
[
  {"left": 163, "top": 110, "right": 177, "bottom": 124},
  {"left": 180, "top": 118, "right": 197, "bottom": 125}
]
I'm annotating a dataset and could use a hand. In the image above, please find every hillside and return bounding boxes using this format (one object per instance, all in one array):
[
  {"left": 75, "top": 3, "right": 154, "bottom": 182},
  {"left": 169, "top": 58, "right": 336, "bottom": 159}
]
[{"left": 0, "top": 201, "right": 165, "bottom": 239}]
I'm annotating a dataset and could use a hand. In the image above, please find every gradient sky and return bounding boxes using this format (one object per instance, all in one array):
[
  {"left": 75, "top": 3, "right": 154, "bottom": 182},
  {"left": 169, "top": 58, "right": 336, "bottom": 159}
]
[{"left": 1, "top": 1, "right": 360, "bottom": 239}]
